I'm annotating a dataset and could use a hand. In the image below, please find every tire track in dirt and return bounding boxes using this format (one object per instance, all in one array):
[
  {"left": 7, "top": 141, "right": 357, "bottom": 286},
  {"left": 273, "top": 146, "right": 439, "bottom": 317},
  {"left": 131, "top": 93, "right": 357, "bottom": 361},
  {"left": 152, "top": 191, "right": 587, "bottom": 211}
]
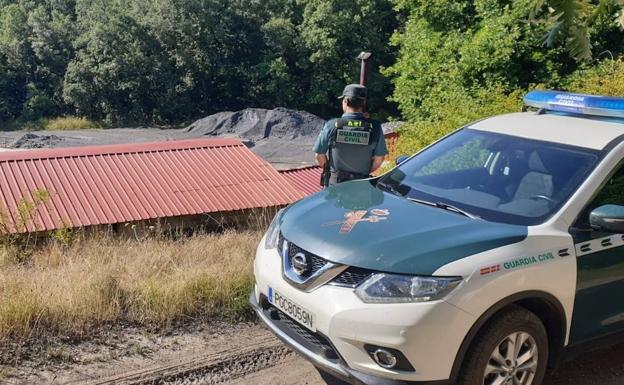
[
  {"left": 73, "top": 341, "right": 624, "bottom": 385},
  {"left": 75, "top": 336, "right": 289, "bottom": 385}
]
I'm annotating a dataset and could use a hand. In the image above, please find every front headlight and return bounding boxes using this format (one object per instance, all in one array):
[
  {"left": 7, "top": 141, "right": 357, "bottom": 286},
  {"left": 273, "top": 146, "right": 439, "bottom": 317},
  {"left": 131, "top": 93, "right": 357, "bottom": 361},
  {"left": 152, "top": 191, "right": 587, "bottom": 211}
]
[
  {"left": 264, "top": 208, "right": 285, "bottom": 249},
  {"left": 355, "top": 273, "right": 462, "bottom": 304}
]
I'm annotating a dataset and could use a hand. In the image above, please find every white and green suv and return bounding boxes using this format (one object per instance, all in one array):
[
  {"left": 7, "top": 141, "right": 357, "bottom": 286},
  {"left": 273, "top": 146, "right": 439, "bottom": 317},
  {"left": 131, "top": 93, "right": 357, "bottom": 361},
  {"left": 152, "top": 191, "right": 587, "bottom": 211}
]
[{"left": 250, "top": 90, "right": 624, "bottom": 385}]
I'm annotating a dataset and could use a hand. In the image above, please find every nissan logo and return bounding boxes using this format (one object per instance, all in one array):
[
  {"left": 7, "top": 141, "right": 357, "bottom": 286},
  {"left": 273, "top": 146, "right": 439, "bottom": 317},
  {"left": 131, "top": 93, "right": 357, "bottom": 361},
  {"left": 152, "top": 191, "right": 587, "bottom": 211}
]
[{"left": 291, "top": 252, "right": 310, "bottom": 276}]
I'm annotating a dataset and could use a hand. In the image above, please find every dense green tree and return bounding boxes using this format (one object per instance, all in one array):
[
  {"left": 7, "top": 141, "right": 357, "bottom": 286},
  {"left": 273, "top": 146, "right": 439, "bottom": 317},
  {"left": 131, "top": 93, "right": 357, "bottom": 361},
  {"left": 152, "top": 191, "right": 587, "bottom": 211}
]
[
  {"left": 63, "top": 13, "right": 179, "bottom": 123},
  {"left": 534, "top": 0, "right": 624, "bottom": 61},
  {"left": 0, "top": 0, "right": 622, "bottom": 129},
  {"left": 385, "top": 0, "right": 624, "bottom": 157},
  {"left": 0, "top": 1, "right": 76, "bottom": 121},
  {"left": 297, "top": 0, "right": 397, "bottom": 116},
  {"left": 0, "top": 51, "right": 26, "bottom": 121}
]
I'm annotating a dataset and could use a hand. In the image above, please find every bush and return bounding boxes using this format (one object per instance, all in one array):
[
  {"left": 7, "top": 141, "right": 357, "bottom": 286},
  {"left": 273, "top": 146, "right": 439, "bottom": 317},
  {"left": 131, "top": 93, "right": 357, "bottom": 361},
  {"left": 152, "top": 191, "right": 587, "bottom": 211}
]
[
  {"left": 393, "top": 84, "right": 524, "bottom": 158},
  {"left": 392, "top": 58, "right": 624, "bottom": 160},
  {"left": 566, "top": 59, "right": 624, "bottom": 96},
  {"left": 42, "top": 116, "right": 98, "bottom": 131}
]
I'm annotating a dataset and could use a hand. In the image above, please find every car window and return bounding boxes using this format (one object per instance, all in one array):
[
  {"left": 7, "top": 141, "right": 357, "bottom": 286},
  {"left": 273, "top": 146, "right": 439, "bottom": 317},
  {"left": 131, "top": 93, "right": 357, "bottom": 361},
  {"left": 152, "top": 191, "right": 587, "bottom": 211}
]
[
  {"left": 576, "top": 164, "right": 624, "bottom": 228},
  {"left": 379, "top": 129, "right": 602, "bottom": 226},
  {"left": 417, "top": 137, "right": 491, "bottom": 176}
]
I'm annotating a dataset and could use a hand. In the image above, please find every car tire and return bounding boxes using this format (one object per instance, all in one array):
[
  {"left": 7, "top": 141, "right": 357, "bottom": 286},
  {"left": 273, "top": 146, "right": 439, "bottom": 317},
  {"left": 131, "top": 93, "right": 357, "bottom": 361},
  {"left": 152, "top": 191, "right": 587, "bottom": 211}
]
[
  {"left": 458, "top": 305, "right": 549, "bottom": 385},
  {"left": 317, "top": 369, "right": 352, "bottom": 385}
]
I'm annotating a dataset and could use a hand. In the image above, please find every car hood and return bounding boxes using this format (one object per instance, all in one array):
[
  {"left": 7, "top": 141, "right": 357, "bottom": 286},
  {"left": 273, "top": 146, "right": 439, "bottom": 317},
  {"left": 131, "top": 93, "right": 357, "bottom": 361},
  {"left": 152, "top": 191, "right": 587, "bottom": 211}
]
[{"left": 280, "top": 180, "right": 527, "bottom": 275}]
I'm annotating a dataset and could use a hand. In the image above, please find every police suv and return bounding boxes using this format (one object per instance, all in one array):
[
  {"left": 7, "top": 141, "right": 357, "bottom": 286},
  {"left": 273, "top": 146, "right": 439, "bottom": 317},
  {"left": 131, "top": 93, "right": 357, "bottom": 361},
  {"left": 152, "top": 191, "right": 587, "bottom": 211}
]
[{"left": 250, "top": 90, "right": 624, "bottom": 385}]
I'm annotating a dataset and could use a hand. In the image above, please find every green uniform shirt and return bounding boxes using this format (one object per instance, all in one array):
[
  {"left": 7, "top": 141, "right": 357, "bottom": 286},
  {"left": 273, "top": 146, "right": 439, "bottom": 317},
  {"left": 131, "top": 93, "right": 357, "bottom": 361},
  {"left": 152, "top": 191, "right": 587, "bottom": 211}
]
[{"left": 313, "top": 113, "right": 388, "bottom": 173}]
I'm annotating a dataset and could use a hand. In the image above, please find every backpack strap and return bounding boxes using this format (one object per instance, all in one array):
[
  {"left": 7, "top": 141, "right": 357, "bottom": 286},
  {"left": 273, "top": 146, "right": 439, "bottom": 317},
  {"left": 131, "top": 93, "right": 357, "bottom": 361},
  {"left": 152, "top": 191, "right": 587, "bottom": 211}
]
[{"left": 328, "top": 118, "right": 344, "bottom": 148}]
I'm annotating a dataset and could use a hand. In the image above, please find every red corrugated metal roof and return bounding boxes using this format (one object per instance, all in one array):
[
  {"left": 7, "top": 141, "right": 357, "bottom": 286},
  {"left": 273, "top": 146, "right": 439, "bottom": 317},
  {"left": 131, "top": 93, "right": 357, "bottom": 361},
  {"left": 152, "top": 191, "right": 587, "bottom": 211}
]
[
  {"left": 0, "top": 139, "right": 304, "bottom": 232},
  {"left": 279, "top": 166, "right": 323, "bottom": 196}
]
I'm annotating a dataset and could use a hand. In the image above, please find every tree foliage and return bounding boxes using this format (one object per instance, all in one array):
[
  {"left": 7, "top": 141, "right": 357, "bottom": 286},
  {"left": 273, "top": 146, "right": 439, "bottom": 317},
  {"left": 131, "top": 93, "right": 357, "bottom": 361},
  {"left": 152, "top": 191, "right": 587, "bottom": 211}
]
[
  {"left": 0, "top": 0, "right": 397, "bottom": 126},
  {"left": 385, "top": 0, "right": 624, "bottom": 154},
  {"left": 534, "top": 0, "right": 624, "bottom": 61},
  {"left": 0, "top": 0, "right": 623, "bottom": 134}
]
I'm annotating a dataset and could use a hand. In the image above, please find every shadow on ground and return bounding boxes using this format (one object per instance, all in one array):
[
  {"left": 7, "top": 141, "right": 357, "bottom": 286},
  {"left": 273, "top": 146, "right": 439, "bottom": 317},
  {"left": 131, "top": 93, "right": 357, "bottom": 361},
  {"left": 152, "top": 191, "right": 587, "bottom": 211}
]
[{"left": 546, "top": 344, "right": 624, "bottom": 385}]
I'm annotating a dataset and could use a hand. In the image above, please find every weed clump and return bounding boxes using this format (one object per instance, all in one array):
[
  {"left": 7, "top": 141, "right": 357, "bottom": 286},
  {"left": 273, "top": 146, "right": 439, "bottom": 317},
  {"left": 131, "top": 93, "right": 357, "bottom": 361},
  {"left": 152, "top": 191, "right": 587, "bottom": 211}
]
[{"left": 42, "top": 117, "right": 99, "bottom": 131}]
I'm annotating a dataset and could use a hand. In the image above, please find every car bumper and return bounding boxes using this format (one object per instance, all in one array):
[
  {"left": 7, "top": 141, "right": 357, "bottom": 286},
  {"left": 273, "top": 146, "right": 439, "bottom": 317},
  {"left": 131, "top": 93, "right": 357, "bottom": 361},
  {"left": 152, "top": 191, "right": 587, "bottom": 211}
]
[
  {"left": 252, "top": 241, "right": 476, "bottom": 384},
  {"left": 250, "top": 292, "right": 449, "bottom": 385}
]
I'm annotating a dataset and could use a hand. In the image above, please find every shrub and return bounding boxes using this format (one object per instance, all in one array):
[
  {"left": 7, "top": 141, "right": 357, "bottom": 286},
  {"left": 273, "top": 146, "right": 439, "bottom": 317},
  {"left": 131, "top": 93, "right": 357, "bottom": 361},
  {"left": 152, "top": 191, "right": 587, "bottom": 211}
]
[
  {"left": 393, "top": 84, "right": 524, "bottom": 158},
  {"left": 565, "top": 59, "right": 624, "bottom": 96},
  {"left": 42, "top": 117, "right": 99, "bottom": 131}
]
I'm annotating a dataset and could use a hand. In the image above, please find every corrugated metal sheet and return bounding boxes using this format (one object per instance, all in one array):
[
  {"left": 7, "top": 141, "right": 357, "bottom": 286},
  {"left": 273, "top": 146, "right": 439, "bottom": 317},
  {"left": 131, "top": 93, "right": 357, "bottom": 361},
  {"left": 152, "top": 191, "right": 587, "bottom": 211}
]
[
  {"left": 0, "top": 139, "right": 304, "bottom": 232},
  {"left": 279, "top": 166, "right": 323, "bottom": 196}
]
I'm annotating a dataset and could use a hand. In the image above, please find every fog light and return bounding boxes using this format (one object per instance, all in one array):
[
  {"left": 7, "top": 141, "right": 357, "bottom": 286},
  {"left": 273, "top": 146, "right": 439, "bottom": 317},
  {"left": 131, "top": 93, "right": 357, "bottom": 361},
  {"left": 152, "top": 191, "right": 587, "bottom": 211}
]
[{"left": 372, "top": 348, "right": 398, "bottom": 369}]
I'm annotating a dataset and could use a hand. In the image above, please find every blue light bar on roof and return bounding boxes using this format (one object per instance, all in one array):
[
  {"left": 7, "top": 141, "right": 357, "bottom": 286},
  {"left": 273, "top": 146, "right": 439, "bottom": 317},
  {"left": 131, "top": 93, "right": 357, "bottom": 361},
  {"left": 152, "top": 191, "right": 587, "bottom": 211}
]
[{"left": 524, "top": 90, "right": 624, "bottom": 118}]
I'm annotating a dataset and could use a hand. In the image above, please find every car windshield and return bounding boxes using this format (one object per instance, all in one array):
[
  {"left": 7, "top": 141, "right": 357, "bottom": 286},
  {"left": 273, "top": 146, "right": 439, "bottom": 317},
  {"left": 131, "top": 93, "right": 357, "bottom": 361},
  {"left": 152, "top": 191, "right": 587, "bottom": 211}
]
[{"left": 378, "top": 128, "right": 601, "bottom": 226}]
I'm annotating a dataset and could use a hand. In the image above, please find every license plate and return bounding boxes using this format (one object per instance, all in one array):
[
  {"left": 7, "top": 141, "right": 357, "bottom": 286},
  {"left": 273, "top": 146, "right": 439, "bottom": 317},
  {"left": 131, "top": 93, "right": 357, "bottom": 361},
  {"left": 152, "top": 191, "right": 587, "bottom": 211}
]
[{"left": 268, "top": 287, "right": 316, "bottom": 332}]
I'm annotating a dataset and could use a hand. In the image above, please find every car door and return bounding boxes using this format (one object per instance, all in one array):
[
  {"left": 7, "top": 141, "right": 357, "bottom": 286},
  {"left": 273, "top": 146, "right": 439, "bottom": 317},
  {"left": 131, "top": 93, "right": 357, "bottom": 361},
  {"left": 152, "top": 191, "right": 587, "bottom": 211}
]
[{"left": 569, "top": 163, "right": 624, "bottom": 343}]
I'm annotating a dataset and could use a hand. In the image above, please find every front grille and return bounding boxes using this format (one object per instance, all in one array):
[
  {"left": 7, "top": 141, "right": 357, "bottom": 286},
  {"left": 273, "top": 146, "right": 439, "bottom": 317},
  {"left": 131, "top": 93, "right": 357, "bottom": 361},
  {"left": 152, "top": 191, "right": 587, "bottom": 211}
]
[
  {"left": 279, "top": 233, "right": 374, "bottom": 288},
  {"left": 287, "top": 241, "right": 327, "bottom": 278},
  {"left": 331, "top": 267, "right": 372, "bottom": 287}
]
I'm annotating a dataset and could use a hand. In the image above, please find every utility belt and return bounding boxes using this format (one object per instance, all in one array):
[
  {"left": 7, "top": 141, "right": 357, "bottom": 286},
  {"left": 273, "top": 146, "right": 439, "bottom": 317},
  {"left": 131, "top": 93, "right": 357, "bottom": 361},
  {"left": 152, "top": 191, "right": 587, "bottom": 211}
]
[{"left": 331, "top": 170, "right": 370, "bottom": 184}]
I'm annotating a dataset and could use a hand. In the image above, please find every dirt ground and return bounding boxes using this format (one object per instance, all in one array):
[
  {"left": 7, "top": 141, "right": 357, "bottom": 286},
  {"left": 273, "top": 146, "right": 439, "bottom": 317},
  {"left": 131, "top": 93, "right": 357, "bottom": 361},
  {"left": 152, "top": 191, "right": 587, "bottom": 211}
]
[
  {"left": 2, "top": 322, "right": 624, "bottom": 385},
  {"left": 222, "top": 346, "right": 624, "bottom": 385}
]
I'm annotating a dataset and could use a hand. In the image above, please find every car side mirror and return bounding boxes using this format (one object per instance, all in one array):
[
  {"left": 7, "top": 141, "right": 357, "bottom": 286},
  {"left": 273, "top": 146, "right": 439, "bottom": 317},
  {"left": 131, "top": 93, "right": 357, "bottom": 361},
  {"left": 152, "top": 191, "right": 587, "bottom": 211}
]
[
  {"left": 589, "top": 205, "right": 624, "bottom": 233},
  {"left": 395, "top": 155, "right": 409, "bottom": 166}
]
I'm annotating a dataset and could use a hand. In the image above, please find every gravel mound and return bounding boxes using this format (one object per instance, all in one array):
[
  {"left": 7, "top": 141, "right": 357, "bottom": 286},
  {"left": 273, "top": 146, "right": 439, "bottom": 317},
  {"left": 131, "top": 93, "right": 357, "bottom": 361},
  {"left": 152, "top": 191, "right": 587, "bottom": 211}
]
[
  {"left": 186, "top": 107, "right": 326, "bottom": 169},
  {"left": 10, "top": 133, "right": 65, "bottom": 149},
  {"left": 1, "top": 108, "right": 393, "bottom": 169},
  {"left": 186, "top": 107, "right": 324, "bottom": 141}
]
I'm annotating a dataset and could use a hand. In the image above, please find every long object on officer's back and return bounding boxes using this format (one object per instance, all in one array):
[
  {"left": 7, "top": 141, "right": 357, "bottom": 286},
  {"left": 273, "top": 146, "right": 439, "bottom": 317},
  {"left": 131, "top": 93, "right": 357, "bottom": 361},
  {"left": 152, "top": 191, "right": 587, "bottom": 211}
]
[{"left": 357, "top": 52, "right": 372, "bottom": 113}]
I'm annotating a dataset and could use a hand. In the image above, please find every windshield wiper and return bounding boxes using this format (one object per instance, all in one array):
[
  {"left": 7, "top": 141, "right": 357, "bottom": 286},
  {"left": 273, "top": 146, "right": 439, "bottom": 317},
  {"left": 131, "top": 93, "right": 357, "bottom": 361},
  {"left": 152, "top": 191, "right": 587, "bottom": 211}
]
[
  {"left": 406, "top": 197, "right": 480, "bottom": 219},
  {"left": 435, "top": 202, "right": 480, "bottom": 219}
]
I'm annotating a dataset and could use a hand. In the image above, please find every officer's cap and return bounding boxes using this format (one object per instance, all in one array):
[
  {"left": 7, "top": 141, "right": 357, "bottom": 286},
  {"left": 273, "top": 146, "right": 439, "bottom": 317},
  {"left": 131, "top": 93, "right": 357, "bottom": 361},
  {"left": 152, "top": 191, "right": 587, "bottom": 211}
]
[{"left": 339, "top": 84, "right": 367, "bottom": 100}]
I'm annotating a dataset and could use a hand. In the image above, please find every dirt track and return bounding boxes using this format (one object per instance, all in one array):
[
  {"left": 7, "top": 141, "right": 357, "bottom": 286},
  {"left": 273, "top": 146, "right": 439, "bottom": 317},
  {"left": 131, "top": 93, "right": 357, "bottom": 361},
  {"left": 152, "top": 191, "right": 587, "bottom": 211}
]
[
  {"left": 221, "top": 345, "right": 624, "bottom": 385},
  {"left": 3, "top": 323, "right": 624, "bottom": 385}
]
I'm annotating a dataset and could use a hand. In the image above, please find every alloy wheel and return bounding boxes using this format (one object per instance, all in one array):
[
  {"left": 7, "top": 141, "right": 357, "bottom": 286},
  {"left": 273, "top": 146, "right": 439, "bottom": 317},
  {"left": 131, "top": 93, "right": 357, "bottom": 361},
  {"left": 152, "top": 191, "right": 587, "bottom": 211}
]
[{"left": 483, "top": 332, "right": 538, "bottom": 385}]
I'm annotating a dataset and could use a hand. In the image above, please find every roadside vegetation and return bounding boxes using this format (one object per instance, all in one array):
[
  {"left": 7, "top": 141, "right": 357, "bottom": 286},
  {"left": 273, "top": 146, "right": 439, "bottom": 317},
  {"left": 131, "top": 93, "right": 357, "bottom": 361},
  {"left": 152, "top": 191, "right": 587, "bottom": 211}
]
[
  {"left": 391, "top": 58, "right": 624, "bottom": 161},
  {"left": 0, "top": 190, "right": 270, "bottom": 348},
  {"left": 0, "top": 230, "right": 261, "bottom": 343},
  {"left": 40, "top": 116, "right": 100, "bottom": 131},
  {"left": 4, "top": 116, "right": 100, "bottom": 132}
]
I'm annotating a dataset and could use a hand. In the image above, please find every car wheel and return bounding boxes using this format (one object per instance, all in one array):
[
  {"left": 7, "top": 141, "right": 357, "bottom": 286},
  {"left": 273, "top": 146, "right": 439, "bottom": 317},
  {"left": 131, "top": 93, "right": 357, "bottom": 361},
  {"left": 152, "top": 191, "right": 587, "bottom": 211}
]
[
  {"left": 458, "top": 305, "right": 549, "bottom": 385},
  {"left": 317, "top": 369, "right": 352, "bottom": 385}
]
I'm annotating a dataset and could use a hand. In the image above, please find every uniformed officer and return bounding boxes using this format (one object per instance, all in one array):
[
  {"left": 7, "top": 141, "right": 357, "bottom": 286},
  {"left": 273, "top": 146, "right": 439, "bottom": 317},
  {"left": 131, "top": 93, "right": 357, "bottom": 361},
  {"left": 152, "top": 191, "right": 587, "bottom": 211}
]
[{"left": 314, "top": 84, "right": 388, "bottom": 186}]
